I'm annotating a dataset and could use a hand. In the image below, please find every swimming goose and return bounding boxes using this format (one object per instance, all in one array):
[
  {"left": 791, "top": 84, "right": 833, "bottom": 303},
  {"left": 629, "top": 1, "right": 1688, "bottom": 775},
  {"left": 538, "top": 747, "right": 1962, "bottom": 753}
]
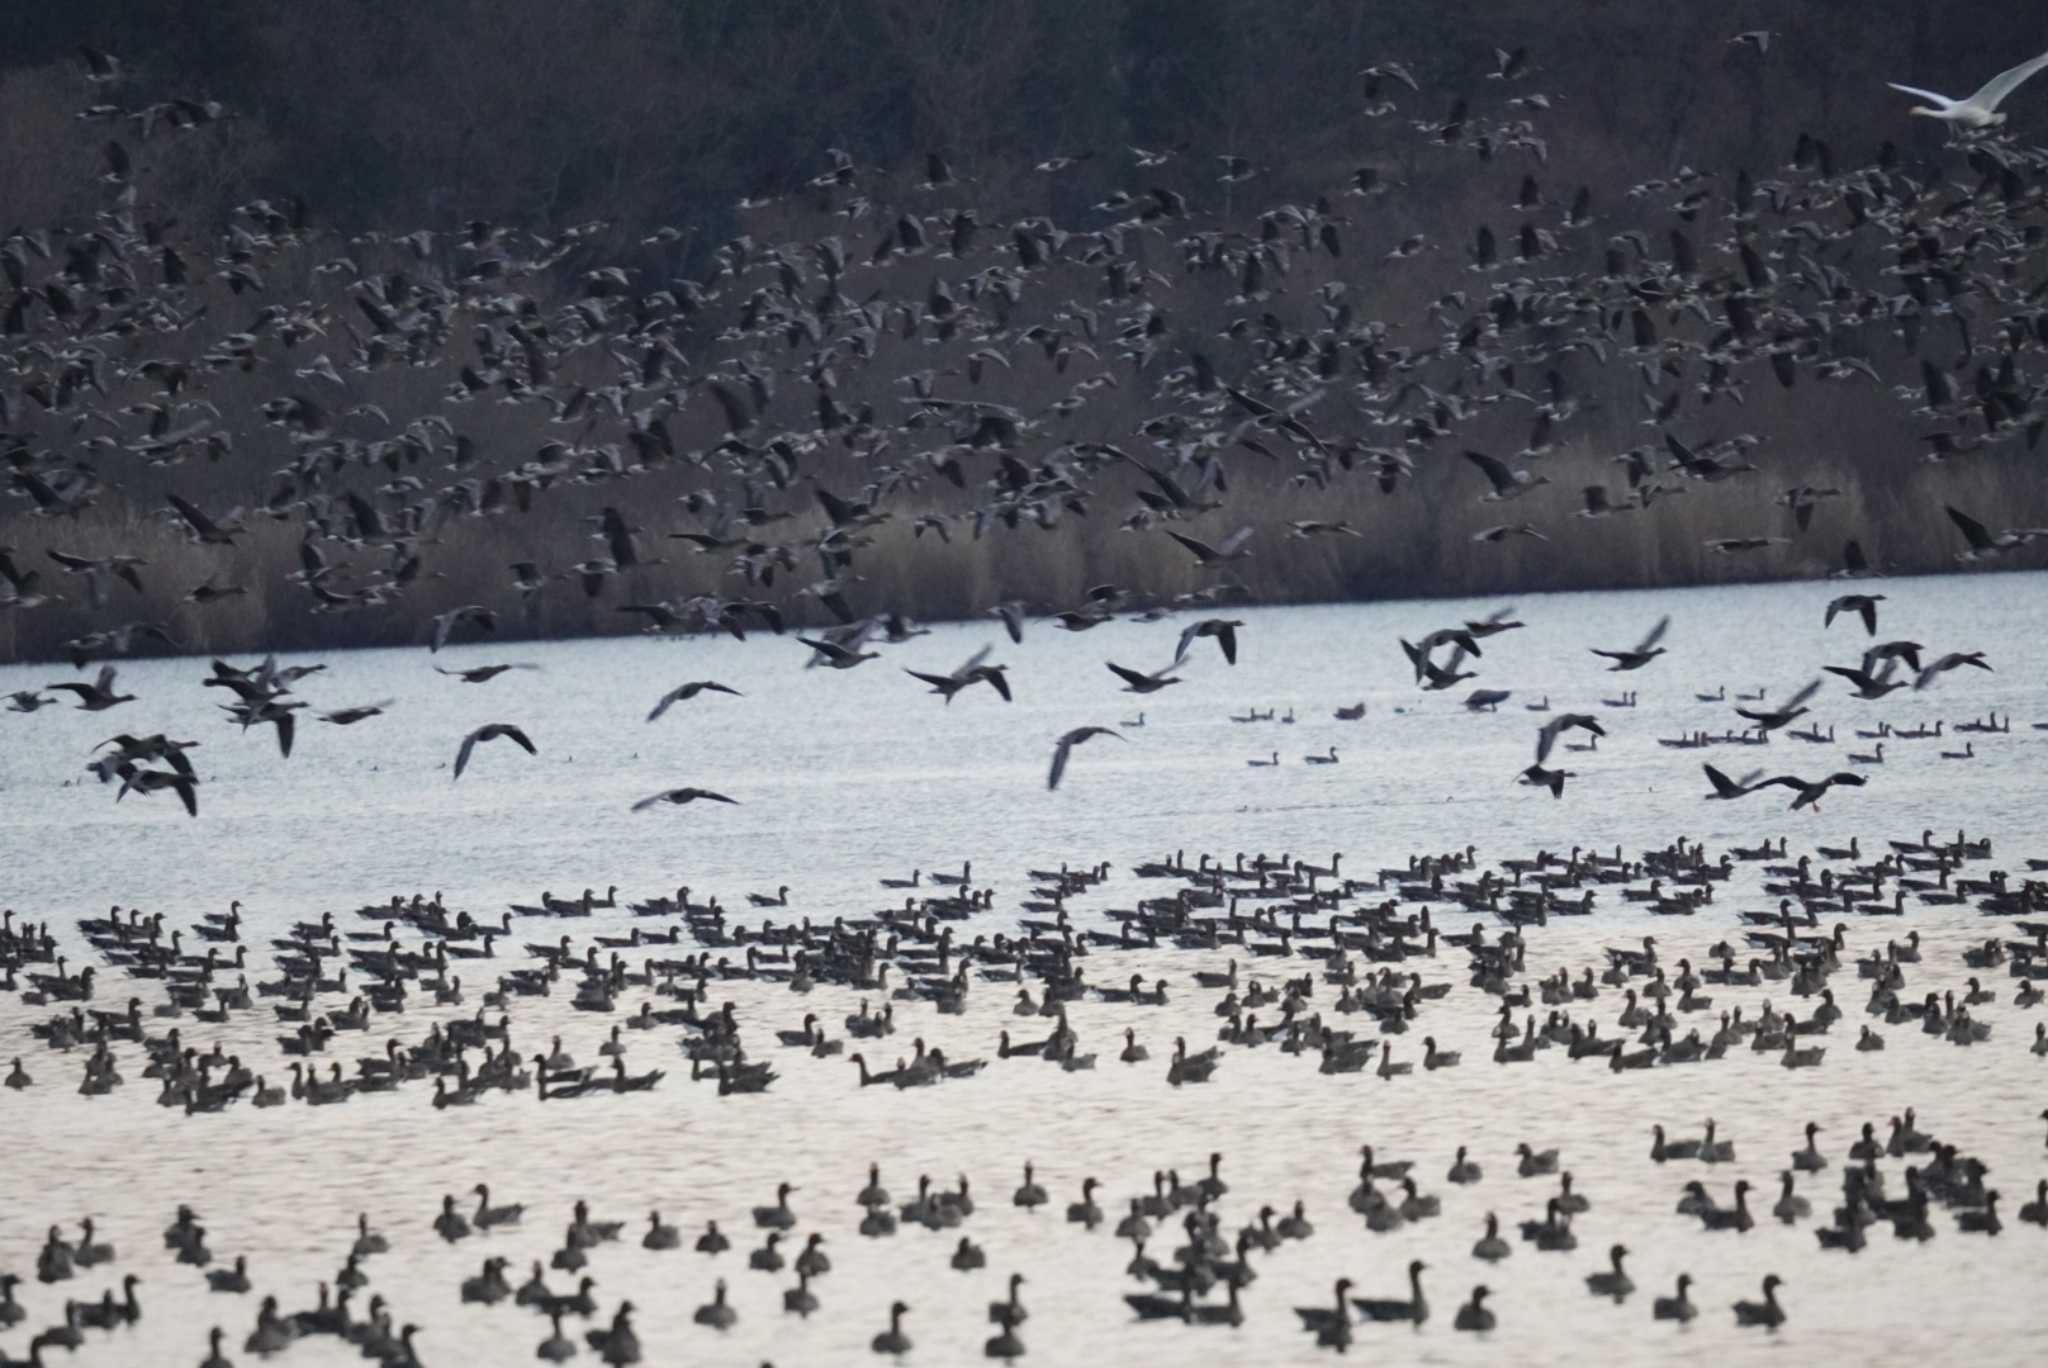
[
  {"left": 642, "top": 1212, "right": 679, "bottom": 1251},
  {"left": 1454, "top": 1285, "right": 1496, "bottom": 1332},
  {"left": 692, "top": 1280, "right": 736, "bottom": 1331},
  {"left": 1515, "top": 1143, "right": 1558, "bottom": 1177},
  {"left": 1585, "top": 1244, "right": 1633, "bottom": 1300},
  {"left": 694, "top": 1221, "right": 728, "bottom": 1255},
  {"left": 871, "top": 1301, "right": 912, "bottom": 1355},
  {"left": 1773, "top": 1172, "right": 1811, "bottom": 1224},
  {"left": 1448, "top": 1146, "right": 1482, "bottom": 1184},
  {"left": 752, "top": 1184, "right": 798, "bottom": 1230},
  {"left": 206, "top": 1255, "right": 251, "bottom": 1294},
  {"left": 1652, "top": 1273, "right": 1696, "bottom": 1322},
  {"left": 1472, "top": 1212, "right": 1512, "bottom": 1261},
  {"left": 1732, "top": 1274, "right": 1785, "bottom": 1328},
  {"left": 1352, "top": 1259, "right": 1428, "bottom": 1323},
  {"left": 1013, "top": 1163, "right": 1048, "bottom": 1210},
  {"left": 472, "top": 1183, "right": 524, "bottom": 1231},
  {"left": 1792, "top": 1122, "right": 1827, "bottom": 1171}
]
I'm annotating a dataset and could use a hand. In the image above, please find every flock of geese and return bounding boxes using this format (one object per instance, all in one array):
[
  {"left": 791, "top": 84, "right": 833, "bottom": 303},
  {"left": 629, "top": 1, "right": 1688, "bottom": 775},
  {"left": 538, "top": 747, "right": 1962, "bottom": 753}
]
[
  {"left": 5, "top": 804, "right": 2048, "bottom": 1361},
  {"left": 8, "top": 30, "right": 2048, "bottom": 1368}
]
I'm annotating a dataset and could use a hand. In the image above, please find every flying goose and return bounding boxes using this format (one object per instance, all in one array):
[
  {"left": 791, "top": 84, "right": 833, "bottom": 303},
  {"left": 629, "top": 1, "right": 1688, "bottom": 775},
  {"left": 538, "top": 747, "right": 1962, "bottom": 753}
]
[
  {"left": 631, "top": 786, "right": 740, "bottom": 812},
  {"left": 1591, "top": 616, "right": 1670, "bottom": 671},
  {"left": 904, "top": 645, "right": 1012, "bottom": 703},
  {"left": 452, "top": 724, "right": 536, "bottom": 779},
  {"left": 646, "top": 680, "right": 743, "bottom": 721},
  {"left": 1048, "top": 726, "right": 1123, "bottom": 790},
  {"left": 1889, "top": 50, "right": 2048, "bottom": 126},
  {"left": 45, "top": 666, "right": 135, "bottom": 711}
]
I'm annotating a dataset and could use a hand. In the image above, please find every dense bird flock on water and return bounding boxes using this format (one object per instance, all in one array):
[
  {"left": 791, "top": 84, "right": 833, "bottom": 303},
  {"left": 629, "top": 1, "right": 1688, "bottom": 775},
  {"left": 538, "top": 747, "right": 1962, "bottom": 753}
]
[{"left": 8, "top": 32, "right": 2048, "bottom": 1368}]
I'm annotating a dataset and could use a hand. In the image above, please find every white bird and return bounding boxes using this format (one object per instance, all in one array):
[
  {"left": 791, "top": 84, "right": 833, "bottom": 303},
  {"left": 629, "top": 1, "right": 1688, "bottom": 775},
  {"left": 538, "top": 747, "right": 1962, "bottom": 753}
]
[{"left": 1887, "top": 50, "right": 2048, "bottom": 127}]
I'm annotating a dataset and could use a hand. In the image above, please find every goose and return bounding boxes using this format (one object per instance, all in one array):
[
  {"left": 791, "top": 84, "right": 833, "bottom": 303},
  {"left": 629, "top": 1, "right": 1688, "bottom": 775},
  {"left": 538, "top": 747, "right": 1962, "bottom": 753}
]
[
  {"left": 749, "top": 1232, "right": 785, "bottom": 1272},
  {"left": 1294, "top": 1278, "right": 1353, "bottom": 1346},
  {"left": 1591, "top": 615, "right": 1670, "bottom": 671},
  {"left": 1454, "top": 1285, "right": 1496, "bottom": 1332},
  {"left": 4, "top": 1060, "right": 28, "bottom": 1089},
  {"left": 1065, "top": 1178, "right": 1103, "bottom": 1228},
  {"left": 952, "top": 1237, "right": 986, "bottom": 1270},
  {"left": 1352, "top": 1259, "right": 1428, "bottom": 1324},
  {"left": 795, "top": 1234, "right": 830, "bottom": 1278},
  {"left": 692, "top": 1280, "right": 736, "bottom": 1330},
  {"left": 1700, "top": 1180, "right": 1754, "bottom": 1231},
  {"left": 1957, "top": 1191, "right": 2002, "bottom": 1235},
  {"left": 1792, "top": 1122, "right": 1827, "bottom": 1172},
  {"left": 200, "top": 1326, "right": 233, "bottom": 1368},
  {"left": 871, "top": 1301, "right": 912, "bottom": 1355},
  {"left": 631, "top": 786, "right": 739, "bottom": 811},
  {"left": 1515, "top": 1143, "right": 1558, "bottom": 1177},
  {"left": 451, "top": 723, "right": 536, "bottom": 779},
  {"left": 1888, "top": 50, "right": 2048, "bottom": 126},
  {"left": 752, "top": 1184, "right": 798, "bottom": 1230},
  {"left": 1472, "top": 1212, "right": 1512, "bottom": 1261},
  {"left": 2019, "top": 1182, "right": 2048, "bottom": 1226},
  {"left": 1013, "top": 1164, "right": 1048, "bottom": 1210},
  {"left": 694, "top": 1221, "right": 728, "bottom": 1255},
  {"left": 1585, "top": 1244, "right": 1633, "bottom": 1300},
  {"left": 1732, "top": 1274, "right": 1785, "bottom": 1328},
  {"left": 783, "top": 1271, "right": 820, "bottom": 1318},
  {"left": 1448, "top": 1146, "right": 1483, "bottom": 1184},
  {"left": 472, "top": 1183, "right": 524, "bottom": 1230},
  {"left": 1247, "top": 751, "right": 1280, "bottom": 767},
  {"left": 206, "top": 1255, "right": 251, "bottom": 1294},
  {"left": 432, "top": 1195, "right": 471, "bottom": 1243},
  {"left": 1773, "top": 1172, "right": 1811, "bottom": 1224},
  {"left": 1119, "top": 1028, "right": 1149, "bottom": 1064},
  {"left": 1047, "top": 726, "right": 1124, "bottom": 790},
  {"left": 459, "top": 1257, "right": 511, "bottom": 1304},
  {"left": 1652, "top": 1273, "right": 1697, "bottom": 1322},
  {"left": 1305, "top": 746, "right": 1339, "bottom": 764}
]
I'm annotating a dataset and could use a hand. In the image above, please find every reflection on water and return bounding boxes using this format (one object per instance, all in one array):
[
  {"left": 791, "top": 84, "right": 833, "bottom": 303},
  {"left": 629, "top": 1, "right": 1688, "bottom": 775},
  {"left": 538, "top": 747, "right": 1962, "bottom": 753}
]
[{"left": 2, "top": 573, "right": 2046, "bottom": 1365}]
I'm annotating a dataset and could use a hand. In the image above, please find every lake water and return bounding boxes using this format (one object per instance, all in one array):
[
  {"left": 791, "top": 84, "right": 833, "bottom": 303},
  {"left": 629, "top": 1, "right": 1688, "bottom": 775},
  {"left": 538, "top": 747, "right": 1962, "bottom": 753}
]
[{"left": 2, "top": 571, "right": 2045, "bottom": 1366}]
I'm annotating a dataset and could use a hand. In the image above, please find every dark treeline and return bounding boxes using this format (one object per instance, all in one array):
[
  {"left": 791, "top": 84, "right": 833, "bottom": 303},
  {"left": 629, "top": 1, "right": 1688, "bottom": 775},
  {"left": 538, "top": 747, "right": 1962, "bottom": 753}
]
[{"left": 2, "top": 3, "right": 2048, "bottom": 666}]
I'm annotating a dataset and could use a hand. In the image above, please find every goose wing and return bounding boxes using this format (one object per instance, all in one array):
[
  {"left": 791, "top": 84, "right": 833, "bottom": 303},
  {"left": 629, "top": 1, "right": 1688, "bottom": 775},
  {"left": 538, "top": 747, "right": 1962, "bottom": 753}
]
[
  {"left": 1634, "top": 615, "right": 1671, "bottom": 654},
  {"left": 1967, "top": 49, "right": 2048, "bottom": 111},
  {"left": 1945, "top": 504, "right": 1993, "bottom": 551},
  {"left": 1884, "top": 82, "right": 1957, "bottom": 108},
  {"left": 1463, "top": 448, "right": 1515, "bottom": 495}
]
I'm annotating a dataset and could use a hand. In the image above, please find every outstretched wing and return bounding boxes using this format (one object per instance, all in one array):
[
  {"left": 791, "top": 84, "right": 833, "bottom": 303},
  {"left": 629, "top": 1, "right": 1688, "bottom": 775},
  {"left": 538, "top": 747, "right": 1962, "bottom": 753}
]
[
  {"left": 1969, "top": 49, "right": 2048, "bottom": 111},
  {"left": 453, "top": 731, "right": 478, "bottom": 780},
  {"left": 1048, "top": 736, "right": 1074, "bottom": 791},
  {"left": 1634, "top": 615, "right": 1671, "bottom": 654},
  {"left": 1884, "top": 81, "right": 1957, "bottom": 108}
]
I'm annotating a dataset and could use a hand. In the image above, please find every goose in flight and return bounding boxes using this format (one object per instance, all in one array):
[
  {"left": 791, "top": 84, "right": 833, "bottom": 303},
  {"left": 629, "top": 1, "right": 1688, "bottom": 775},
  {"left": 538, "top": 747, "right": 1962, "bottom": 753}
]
[
  {"left": 45, "top": 666, "right": 135, "bottom": 711},
  {"left": 1536, "top": 714, "right": 1604, "bottom": 763},
  {"left": 1591, "top": 616, "right": 1669, "bottom": 671},
  {"left": 1824, "top": 594, "right": 1884, "bottom": 637},
  {"left": 1464, "top": 449, "right": 1549, "bottom": 501},
  {"left": 1048, "top": 726, "right": 1123, "bottom": 790},
  {"left": 453, "top": 723, "right": 536, "bottom": 779},
  {"left": 1823, "top": 659, "right": 1906, "bottom": 700},
  {"left": 1519, "top": 763, "right": 1572, "bottom": 798},
  {"left": 429, "top": 604, "right": 496, "bottom": 652},
  {"left": 1888, "top": 50, "right": 2048, "bottom": 127},
  {"left": 119, "top": 766, "right": 199, "bottom": 817},
  {"left": 631, "top": 787, "right": 739, "bottom": 812},
  {"left": 799, "top": 635, "right": 879, "bottom": 669},
  {"left": 435, "top": 663, "right": 538, "bottom": 684},
  {"left": 1700, "top": 763, "right": 1766, "bottom": 800},
  {"left": 905, "top": 646, "right": 1011, "bottom": 703},
  {"left": 1106, "top": 661, "right": 1181, "bottom": 694},
  {"left": 319, "top": 700, "right": 395, "bottom": 726},
  {"left": 646, "top": 680, "right": 743, "bottom": 721},
  {"left": 1164, "top": 526, "right": 1253, "bottom": 567},
  {"left": 1175, "top": 618, "right": 1243, "bottom": 666},
  {"left": 1735, "top": 678, "right": 1821, "bottom": 732},
  {"left": 1915, "top": 651, "right": 1991, "bottom": 690},
  {"left": 1755, "top": 772, "right": 1865, "bottom": 812}
]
